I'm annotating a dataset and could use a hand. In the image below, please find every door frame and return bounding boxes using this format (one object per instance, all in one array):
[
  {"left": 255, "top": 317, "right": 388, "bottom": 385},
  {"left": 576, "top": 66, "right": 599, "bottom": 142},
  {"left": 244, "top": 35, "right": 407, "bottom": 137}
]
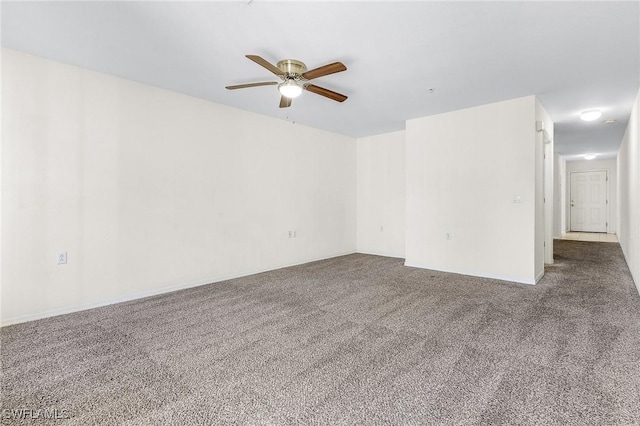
[{"left": 568, "top": 169, "right": 609, "bottom": 233}]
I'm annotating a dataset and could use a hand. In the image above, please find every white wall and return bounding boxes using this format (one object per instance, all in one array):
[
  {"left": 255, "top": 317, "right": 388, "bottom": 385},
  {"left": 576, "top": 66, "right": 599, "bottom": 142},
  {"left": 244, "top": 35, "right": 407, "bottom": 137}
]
[
  {"left": 536, "top": 99, "right": 554, "bottom": 267},
  {"left": 553, "top": 154, "right": 567, "bottom": 238},
  {"left": 356, "top": 131, "right": 405, "bottom": 258},
  {"left": 405, "top": 96, "right": 540, "bottom": 284},
  {"left": 618, "top": 88, "right": 640, "bottom": 293},
  {"left": 565, "top": 159, "right": 617, "bottom": 233},
  {"left": 0, "top": 47, "right": 3, "bottom": 324},
  {"left": 1, "top": 50, "right": 357, "bottom": 325}
]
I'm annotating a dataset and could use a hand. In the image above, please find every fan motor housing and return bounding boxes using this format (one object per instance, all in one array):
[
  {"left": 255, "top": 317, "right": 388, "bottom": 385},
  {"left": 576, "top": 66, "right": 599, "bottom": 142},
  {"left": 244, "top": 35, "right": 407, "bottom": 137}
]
[{"left": 277, "top": 59, "right": 307, "bottom": 76}]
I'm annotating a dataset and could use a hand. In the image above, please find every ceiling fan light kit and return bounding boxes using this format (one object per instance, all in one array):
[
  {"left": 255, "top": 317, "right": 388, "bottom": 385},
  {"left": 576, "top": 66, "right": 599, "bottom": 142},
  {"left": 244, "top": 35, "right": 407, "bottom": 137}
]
[
  {"left": 226, "top": 55, "right": 348, "bottom": 108},
  {"left": 278, "top": 79, "right": 303, "bottom": 98}
]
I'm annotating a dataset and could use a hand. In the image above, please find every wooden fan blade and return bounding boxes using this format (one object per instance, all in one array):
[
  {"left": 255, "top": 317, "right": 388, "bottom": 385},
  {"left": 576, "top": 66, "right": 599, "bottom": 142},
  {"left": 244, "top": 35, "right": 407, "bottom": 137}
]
[
  {"left": 246, "top": 55, "right": 285, "bottom": 76},
  {"left": 304, "top": 84, "right": 348, "bottom": 102},
  {"left": 279, "top": 96, "right": 292, "bottom": 108},
  {"left": 226, "top": 81, "right": 278, "bottom": 90},
  {"left": 302, "top": 62, "right": 347, "bottom": 81}
]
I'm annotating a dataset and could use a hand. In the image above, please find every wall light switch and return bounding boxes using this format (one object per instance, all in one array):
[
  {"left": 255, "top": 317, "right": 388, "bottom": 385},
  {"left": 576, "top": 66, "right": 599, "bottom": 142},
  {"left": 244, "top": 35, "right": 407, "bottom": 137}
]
[
  {"left": 57, "top": 251, "right": 67, "bottom": 265},
  {"left": 512, "top": 195, "right": 523, "bottom": 203}
]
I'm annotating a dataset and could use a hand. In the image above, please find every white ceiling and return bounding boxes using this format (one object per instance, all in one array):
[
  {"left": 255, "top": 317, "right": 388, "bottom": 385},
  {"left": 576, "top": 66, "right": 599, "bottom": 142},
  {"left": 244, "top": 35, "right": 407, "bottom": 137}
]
[{"left": 2, "top": 1, "right": 639, "bottom": 160}]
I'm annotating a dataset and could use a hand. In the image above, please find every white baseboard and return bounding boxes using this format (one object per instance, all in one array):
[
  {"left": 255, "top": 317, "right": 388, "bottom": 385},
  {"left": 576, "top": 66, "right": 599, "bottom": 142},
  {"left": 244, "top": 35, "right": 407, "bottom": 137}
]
[
  {"left": 355, "top": 249, "right": 405, "bottom": 259},
  {"left": 1, "top": 250, "right": 357, "bottom": 327},
  {"left": 619, "top": 244, "right": 640, "bottom": 296}
]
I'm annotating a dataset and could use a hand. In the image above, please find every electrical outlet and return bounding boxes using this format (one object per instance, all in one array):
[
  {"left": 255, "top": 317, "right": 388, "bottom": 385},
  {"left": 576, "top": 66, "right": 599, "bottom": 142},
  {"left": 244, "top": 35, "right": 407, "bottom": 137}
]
[
  {"left": 57, "top": 251, "right": 67, "bottom": 265},
  {"left": 293, "top": 230, "right": 297, "bottom": 238},
  {"left": 288, "top": 231, "right": 293, "bottom": 238},
  {"left": 446, "top": 233, "right": 451, "bottom": 240}
]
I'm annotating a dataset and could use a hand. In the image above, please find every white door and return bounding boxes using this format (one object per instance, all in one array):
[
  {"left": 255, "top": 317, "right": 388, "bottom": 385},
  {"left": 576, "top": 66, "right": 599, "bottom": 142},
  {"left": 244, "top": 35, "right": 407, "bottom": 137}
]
[{"left": 570, "top": 171, "right": 608, "bottom": 232}]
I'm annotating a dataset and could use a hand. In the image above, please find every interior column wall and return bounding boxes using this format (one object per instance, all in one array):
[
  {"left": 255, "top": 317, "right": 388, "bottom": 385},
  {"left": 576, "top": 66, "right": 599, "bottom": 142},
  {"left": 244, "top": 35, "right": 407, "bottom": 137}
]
[
  {"left": 553, "top": 154, "right": 566, "bottom": 238},
  {"left": 405, "top": 96, "right": 539, "bottom": 284},
  {"left": 618, "top": 88, "right": 640, "bottom": 292},
  {"left": 536, "top": 99, "right": 554, "bottom": 266}
]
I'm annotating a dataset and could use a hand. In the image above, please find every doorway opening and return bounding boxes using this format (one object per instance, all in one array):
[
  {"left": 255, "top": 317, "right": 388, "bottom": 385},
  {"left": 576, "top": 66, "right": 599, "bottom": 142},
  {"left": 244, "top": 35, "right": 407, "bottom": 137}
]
[{"left": 569, "top": 170, "right": 608, "bottom": 233}]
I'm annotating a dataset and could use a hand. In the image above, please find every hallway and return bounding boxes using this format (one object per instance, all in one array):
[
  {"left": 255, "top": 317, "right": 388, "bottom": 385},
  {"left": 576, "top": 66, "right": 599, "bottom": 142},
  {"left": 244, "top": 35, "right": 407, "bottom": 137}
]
[{"left": 558, "top": 232, "right": 619, "bottom": 243}]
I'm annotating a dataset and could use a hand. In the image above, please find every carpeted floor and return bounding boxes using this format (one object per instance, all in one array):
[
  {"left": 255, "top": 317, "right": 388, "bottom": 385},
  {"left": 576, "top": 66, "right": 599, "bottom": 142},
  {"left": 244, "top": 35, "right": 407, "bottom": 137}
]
[{"left": 1, "top": 240, "right": 640, "bottom": 425}]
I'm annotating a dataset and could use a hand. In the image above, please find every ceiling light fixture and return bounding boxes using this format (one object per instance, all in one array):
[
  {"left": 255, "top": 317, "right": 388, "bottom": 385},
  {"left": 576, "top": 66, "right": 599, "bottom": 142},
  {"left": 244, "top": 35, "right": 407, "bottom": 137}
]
[
  {"left": 278, "top": 79, "right": 303, "bottom": 99},
  {"left": 584, "top": 154, "right": 596, "bottom": 160},
  {"left": 580, "top": 109, "right": 602, "bottom": 122}
]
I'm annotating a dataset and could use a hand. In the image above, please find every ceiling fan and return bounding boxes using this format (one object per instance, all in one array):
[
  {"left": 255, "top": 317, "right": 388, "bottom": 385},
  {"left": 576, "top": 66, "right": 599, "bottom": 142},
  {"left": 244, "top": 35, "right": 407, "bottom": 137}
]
[{"left": 225, "top": 55, "right": 348, "bottom": 108}]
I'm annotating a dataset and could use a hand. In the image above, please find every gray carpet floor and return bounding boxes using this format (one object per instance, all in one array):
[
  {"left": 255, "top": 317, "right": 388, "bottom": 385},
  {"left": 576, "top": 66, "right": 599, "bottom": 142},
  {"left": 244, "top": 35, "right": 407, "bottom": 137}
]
[{"left": 2, "top": 240, "right": 640, "bottom": 425}]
